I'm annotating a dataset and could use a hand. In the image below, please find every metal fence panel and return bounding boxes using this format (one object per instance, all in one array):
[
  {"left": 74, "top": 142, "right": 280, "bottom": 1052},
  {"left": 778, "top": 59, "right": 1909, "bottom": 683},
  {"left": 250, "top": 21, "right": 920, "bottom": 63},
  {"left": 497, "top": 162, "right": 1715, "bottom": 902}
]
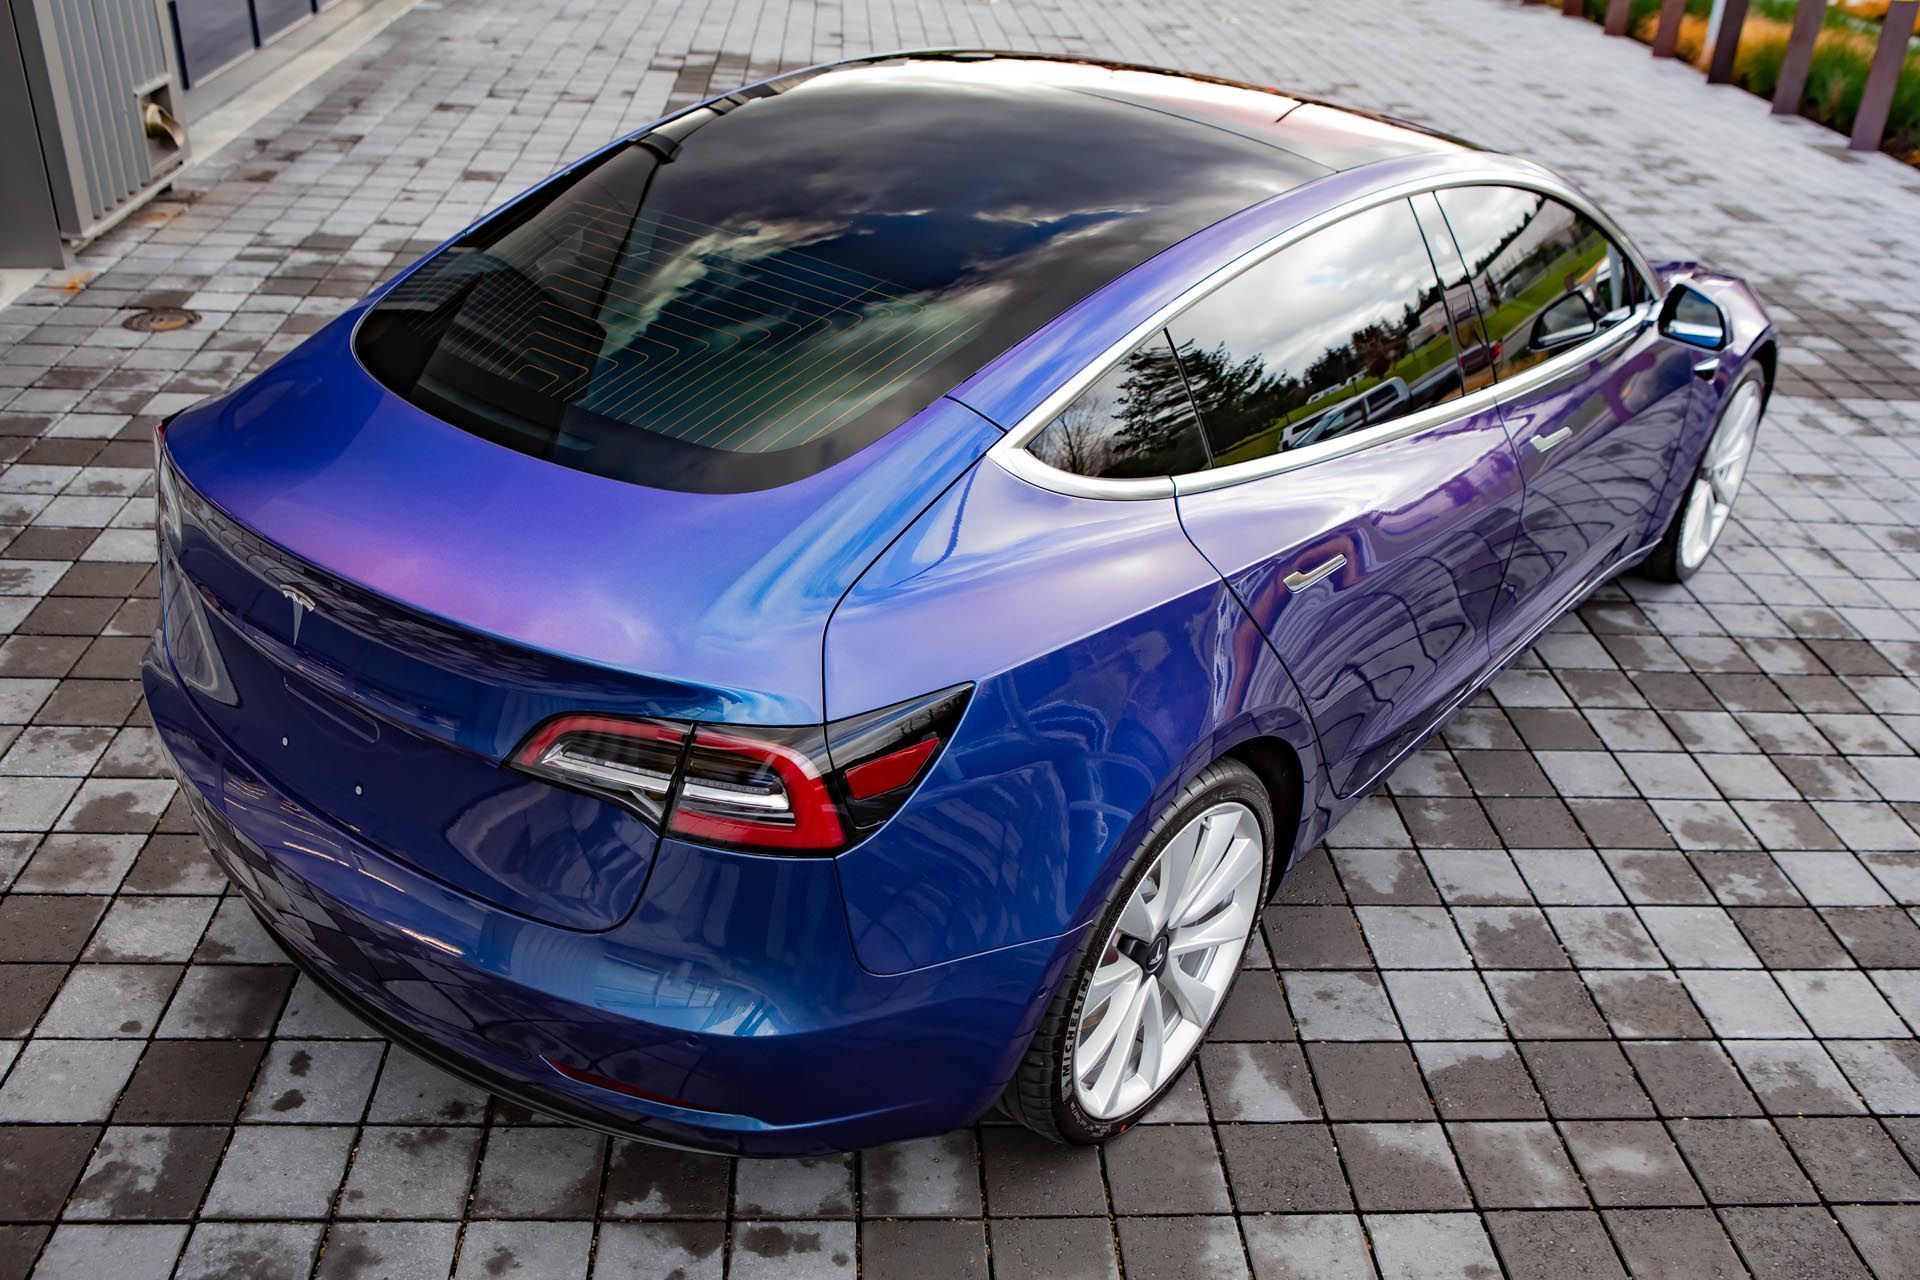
[{"left": 37, "top": 0, "right": 174, "bottom": 227}]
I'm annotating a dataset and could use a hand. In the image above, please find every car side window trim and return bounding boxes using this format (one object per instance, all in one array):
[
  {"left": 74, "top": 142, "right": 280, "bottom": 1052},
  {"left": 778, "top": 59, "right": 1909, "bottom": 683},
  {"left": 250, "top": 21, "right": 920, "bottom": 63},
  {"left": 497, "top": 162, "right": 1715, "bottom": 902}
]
[{"left": 991, "top": 166, "right": 1660, "bottom": 502}]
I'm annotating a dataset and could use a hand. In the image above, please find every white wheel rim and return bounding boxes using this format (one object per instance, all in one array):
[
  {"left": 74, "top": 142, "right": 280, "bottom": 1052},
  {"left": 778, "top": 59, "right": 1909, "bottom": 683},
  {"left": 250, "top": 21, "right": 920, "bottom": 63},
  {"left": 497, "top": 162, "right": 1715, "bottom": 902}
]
[
  {"left": 1678, "top": 379, "right": 1761, "bottom": 570},
  {"left": 1071, "top": 801, "right": 1265, "bottom": 1120}
]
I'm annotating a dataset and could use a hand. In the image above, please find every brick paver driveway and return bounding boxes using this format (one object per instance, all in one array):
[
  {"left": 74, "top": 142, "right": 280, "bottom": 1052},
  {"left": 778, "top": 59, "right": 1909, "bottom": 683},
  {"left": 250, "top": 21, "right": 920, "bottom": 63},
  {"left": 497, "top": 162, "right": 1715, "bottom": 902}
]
[{"left": 4, "top": 1, "right": 1920, "bottom": 1276}]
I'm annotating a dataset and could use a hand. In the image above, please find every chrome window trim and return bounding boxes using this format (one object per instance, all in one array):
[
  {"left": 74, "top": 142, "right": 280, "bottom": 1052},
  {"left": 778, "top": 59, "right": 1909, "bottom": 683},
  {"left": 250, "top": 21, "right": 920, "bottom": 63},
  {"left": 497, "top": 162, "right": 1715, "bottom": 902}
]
[
  {"left": 992, "top": 452, "right": 1177, "bottom": 499},
  {"left": 989, "top": 164, "right": 1660, "bottom": 501}
]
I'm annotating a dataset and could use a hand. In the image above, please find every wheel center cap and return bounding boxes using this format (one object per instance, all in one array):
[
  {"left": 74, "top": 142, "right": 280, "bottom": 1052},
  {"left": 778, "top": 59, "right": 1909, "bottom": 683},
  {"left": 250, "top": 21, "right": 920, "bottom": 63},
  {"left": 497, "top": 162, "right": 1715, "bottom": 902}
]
[{"left": 1143, "top": 935, "right": 1170, "bottom": 977}]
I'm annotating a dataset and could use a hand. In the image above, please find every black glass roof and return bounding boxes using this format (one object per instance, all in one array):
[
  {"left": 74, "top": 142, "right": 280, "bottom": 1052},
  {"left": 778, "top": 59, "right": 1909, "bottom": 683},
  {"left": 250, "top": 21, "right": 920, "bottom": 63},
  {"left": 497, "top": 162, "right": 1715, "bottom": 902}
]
[{"left": 356, "top": 55, "right": 1409, "bottom": 492}]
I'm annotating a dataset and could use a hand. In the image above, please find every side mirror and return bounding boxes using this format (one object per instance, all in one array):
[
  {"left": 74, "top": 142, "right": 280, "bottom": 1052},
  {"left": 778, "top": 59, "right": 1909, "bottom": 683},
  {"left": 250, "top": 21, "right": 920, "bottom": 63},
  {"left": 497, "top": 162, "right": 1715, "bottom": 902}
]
[
  {"left": 1659, "top": 283, "right": 1728, "bottom": 350},
  {"left": 1529, "top": 292, "right": 1598, "bottom": 352}
]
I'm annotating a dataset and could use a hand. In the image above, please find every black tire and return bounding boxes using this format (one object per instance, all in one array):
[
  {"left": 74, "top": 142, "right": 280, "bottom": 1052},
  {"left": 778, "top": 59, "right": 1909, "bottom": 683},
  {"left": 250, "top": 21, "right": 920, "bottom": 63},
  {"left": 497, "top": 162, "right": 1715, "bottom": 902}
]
[
  {"left": 1640, "top": 363, "right": 1767, "bottom": 583},
  {"left": 1002, "top": 758, "right": 1274, "bottom": 1144}
]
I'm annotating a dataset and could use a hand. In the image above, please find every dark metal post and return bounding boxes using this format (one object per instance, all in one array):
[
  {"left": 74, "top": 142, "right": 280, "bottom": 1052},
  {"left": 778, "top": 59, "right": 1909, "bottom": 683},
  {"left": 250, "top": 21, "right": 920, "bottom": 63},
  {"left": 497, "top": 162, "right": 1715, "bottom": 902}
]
[
  {"left": 1773, "top": 0, "right": 1826, "bottom": 115},
  {"left": 1706, "top": 0, "right": 1752, "bottom": 83},
  {"left": 1604, "top": 0, "right": 1632, "bottom": 36},
  {"left": 0, "top": 0, "right": 64, "bottom": 266},
  {"left": 1852, "top": 1, "right": 1918, "bottom": 150},
  {"left": 1652, "top": 0, "right": 1686, "bottom": 57}
]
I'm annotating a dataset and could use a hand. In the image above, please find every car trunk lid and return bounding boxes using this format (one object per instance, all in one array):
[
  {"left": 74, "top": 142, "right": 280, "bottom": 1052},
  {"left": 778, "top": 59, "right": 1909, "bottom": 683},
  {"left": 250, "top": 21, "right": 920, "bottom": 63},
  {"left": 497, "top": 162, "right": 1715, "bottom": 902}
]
[{"left": 156, "top": 311, "right": 999, "bottom": 929}]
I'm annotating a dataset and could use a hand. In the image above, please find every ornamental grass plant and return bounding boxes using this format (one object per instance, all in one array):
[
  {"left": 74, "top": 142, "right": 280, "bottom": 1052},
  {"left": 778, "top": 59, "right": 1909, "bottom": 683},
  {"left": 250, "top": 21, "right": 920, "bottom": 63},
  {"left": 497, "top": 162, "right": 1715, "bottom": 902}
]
[{"left": 1547, "top": 0, "right": 1920, "bottom": 160}]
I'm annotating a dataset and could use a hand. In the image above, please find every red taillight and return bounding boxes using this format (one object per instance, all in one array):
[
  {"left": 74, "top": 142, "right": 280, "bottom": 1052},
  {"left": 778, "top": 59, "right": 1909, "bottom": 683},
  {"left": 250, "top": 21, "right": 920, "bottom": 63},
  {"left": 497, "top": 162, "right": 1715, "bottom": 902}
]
[
  {"left": 506, "top": 685, "right": 971, "bottom": 855},
  {"left": 825, "top": 684, "right": 970, "bottom": 832},
  {"left": 510, "top": 714, "right": 688, "bottom": 825},
  {"left": 667, "top": 726, "right": 844, "bottom": 852}
]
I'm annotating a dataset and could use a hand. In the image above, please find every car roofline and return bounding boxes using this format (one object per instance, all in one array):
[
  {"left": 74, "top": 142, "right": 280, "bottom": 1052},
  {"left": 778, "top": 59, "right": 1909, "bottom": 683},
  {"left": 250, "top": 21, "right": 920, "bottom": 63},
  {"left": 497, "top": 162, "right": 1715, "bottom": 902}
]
[{"left": 750, "top": 49, "right": 1475, "bottom": 163}]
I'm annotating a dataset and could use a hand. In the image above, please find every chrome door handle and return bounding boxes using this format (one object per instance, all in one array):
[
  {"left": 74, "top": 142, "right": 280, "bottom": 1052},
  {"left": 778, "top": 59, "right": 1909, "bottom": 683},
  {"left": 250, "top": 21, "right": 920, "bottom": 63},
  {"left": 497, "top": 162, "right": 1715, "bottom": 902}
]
[
  {"left": 1530, "top": 425, "right": 1573, "bottom": 454},
  {"left": 1283, "top": 554, "right": 1346, "bottom": 593}
]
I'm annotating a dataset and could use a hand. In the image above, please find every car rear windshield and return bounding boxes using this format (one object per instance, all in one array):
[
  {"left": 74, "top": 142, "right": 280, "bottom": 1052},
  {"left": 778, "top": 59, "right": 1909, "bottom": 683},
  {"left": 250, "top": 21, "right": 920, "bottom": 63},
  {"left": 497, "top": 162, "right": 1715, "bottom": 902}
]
[{"left": 353, "top": 61, "right": 1322, "bottom": 492}]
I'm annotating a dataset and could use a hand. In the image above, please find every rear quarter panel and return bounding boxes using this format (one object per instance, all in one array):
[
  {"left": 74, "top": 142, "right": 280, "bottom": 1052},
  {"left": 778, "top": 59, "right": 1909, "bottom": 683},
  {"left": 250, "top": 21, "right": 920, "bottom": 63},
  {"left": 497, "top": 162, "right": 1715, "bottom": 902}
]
[{"left": 825, "top": 459, "right": 1324, "bottom": 975}]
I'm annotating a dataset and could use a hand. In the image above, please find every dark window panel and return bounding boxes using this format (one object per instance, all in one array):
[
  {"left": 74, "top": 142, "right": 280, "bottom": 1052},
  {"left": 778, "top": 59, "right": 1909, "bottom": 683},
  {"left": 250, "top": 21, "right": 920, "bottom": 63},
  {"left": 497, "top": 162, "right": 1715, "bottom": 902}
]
[
  {"left": 172, "top": 0, "right": 256, "bottom": 85},
  {"left": 254, "top": 0, "right": 314, "bottom": 41},
  {"left": 1168, "top": 199, "right": 1464, "bottom": 468}
]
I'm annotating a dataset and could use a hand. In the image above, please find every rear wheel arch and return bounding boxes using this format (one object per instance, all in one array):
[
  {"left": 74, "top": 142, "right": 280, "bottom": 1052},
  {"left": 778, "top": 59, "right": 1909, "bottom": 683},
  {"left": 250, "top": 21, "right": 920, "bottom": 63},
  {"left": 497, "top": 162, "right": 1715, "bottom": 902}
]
[
  {"left": 1222, "top": 734, "right": 1307, "bottom": 899},
  {"left": 1059, "top": 731, "right": 1308, "bottom": 949}
]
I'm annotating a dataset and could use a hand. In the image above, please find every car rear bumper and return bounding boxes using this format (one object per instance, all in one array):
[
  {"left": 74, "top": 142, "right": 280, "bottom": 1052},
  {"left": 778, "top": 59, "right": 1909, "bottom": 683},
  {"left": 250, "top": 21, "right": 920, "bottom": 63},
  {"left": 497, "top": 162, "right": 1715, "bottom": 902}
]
[{"left": 144, "top": 637, "right": 1076, "bottom": 1156}]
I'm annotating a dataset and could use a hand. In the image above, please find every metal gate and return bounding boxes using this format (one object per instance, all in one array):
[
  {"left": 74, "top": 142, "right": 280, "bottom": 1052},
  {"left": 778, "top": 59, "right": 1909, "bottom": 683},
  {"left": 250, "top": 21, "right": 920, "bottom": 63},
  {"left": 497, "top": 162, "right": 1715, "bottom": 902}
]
[
  {"left": 5, "top": 0, "right": 188, "bottom": 247},
  {"left": 168, "top": 0, "right": 341, "bottom": 88}
]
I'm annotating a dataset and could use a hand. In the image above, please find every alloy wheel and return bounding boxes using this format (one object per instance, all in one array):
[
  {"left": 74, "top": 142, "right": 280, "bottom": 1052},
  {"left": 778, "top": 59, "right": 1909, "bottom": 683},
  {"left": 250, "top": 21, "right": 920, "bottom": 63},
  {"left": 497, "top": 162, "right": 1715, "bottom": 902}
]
[
  {"left": 1071, "top": 800, "right": 1265, "bottom": 1120},
  {"left": 1678, "top": 378, "right": 1762, "bottom": 570}
]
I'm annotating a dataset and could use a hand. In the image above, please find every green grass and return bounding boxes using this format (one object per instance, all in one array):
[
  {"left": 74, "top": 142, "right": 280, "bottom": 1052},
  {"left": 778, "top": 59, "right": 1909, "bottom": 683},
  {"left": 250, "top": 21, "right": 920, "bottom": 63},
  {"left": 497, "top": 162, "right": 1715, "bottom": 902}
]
[
  {"left": 1472, "top": 236, "right": 1610, "bottom": 353},
  {"left": 1480, "top": 264, "right": 1585, "bottom": 352}
]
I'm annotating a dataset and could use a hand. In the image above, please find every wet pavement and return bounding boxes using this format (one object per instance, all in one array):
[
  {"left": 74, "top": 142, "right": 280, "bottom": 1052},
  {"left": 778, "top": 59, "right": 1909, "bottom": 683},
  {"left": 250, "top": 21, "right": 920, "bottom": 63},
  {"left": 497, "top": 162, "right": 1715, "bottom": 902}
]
[{"left": 2, "top": 0, "right": 1920, "bottom": 1276}]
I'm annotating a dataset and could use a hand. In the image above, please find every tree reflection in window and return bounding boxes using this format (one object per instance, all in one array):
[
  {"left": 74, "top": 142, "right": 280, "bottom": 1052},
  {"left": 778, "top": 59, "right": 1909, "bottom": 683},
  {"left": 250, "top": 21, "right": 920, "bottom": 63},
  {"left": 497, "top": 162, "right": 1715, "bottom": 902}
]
[{"left": 1028, "top": 330, "right": 1210, "bottom": 480}]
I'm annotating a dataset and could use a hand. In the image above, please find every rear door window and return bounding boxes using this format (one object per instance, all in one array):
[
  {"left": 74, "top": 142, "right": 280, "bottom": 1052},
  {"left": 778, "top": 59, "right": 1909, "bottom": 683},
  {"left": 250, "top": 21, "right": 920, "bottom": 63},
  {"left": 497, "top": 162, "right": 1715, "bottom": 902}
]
[{"left": 1165, "top": 199, "right": 1466, "bottom": 469}]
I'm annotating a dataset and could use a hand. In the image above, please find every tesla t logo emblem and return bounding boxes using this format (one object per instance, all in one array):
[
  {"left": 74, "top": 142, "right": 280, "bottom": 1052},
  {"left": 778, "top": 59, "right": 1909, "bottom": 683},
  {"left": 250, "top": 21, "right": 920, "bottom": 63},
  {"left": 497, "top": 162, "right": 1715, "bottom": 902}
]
[{"left": 280, "top": 585, "right": 316, "bottom": 645}]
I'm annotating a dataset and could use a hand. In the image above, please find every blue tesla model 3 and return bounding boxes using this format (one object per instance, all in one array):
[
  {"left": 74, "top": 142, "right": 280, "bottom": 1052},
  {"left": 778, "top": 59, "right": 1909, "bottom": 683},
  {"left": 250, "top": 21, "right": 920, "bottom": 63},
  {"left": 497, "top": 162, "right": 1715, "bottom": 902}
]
[{"left": 144, "top": 51, "right": 1775, "bottom": 1153}]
